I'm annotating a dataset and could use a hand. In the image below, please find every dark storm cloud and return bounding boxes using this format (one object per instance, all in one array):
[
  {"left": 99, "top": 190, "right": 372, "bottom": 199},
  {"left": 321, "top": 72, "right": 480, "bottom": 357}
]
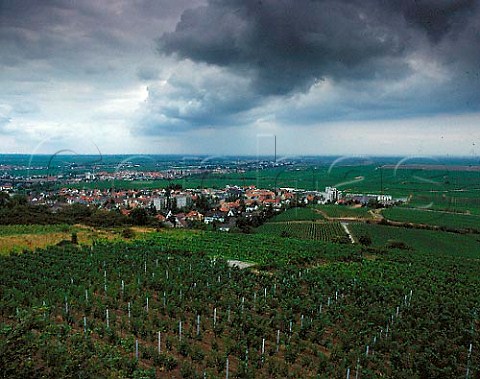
[
  {"left": 1, "top": 0, "right": 479, "bottom": 148},
  {"left": 158, "top": 0, "right": 480, "bottom": 97},
  {"left": 0, "top": 0, "right": 204, "bottom": 67},
  {"left": 388, "top": 0, "right": 476, "bottom": 42}
]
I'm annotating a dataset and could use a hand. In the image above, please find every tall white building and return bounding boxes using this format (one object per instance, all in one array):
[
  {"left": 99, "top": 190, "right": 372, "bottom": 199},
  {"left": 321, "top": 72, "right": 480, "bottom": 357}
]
[
  {"left": 152, "top": 196, "right": 167, "bottom": 211},
  {"left": 174, "top": 194, "right": 192, "bottom": 209},
  {"left": 324, "top": 187, "right": 339, "bottom": 202}
]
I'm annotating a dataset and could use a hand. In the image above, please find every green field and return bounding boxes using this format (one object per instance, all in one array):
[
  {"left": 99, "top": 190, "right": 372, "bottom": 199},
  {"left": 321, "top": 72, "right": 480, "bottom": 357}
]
[
  {"left": 269, "top": 207, "right": 325, "bottom": 222},
  {"left": 407, "top": 191, "right": 480, "bottom": 215},
  {"left": 313, "top": 204, "right": 374, "bottom": 219},
  {"left": 349, "top": 222, "right": 480, "bottom": 258},
  {"left": 382, "top": 207, "right": 480, "bottom": 231},
  {"left": 146, "top": 229, "right": 355, "bottom": 267}
]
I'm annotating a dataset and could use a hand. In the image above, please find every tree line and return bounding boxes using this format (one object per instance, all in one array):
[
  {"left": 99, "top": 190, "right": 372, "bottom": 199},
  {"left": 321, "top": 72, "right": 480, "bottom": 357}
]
[{"left": 0, "top": 192, "right": 158, "bottom": 227}]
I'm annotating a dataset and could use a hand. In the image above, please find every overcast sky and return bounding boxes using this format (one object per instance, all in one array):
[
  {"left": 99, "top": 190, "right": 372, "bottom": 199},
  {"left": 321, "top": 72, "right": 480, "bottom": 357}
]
[{"left": 0, "top": 0, "right": 479, "bottom": 157}]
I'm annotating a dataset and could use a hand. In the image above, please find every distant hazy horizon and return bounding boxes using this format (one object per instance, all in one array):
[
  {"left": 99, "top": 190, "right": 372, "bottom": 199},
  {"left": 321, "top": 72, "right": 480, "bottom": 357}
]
[{"left": 1, "top": 154, "right": 478, "bottom": 164}]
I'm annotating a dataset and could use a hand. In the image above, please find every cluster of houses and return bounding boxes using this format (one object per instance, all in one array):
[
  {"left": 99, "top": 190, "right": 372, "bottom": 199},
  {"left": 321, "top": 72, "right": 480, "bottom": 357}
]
[
  {"left": 22, "top": 184, "right": 400, "bottom": 230},
  {"left": 28, "top": 186, "right": 341, "bottom": 210},
  {"left": 0, "top": 165, "right": 243, "bottom": 188},
  {"left": 85, "top": 169, "right": 222, "bottom": 182}
]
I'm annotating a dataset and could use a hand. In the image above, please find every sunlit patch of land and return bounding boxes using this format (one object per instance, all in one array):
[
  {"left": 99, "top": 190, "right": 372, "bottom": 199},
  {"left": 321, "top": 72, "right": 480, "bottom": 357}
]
[{"left": 0, "top": 225, "right": 157, "bottom": 255}]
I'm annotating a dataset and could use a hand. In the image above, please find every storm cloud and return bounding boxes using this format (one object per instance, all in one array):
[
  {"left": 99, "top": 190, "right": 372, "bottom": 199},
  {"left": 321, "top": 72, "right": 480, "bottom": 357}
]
[
  {"left": 158, "top": 0, "right": 479, "bottom": 97},
  {"left": 0, "top": 0, "right": 479, "bottom": 155},
  {"left": 388, "top": 0, "right": 476, "bottom": 42}
]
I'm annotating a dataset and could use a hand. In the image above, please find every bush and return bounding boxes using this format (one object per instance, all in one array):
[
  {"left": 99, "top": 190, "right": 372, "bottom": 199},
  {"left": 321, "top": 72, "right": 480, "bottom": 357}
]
[
  {"left": 358, "top": 234, "right": 372, "bottom": 246},
  {"left": 385, "top": 240, "right": 410, "bottom": 250},
  {"left": 177, "top": 341, "right": 190, "bottom": 357},
  {"left": 122, "top": 228, "right": 135, "bottom": 239},
  {"left": 179, "top": 361, "right": 197, "bottom": 378},
  {"left": 56, "top": 239, "right": 73, "bottom": 247},
  {"left": 133, "top": 368, "right": 155, "bottom": 379},
  {"left": 154, "top": 353, "right": 177, "bottom": 371},
  {"left": 190, "top": 347, "right": 205, "bottom": 362}
]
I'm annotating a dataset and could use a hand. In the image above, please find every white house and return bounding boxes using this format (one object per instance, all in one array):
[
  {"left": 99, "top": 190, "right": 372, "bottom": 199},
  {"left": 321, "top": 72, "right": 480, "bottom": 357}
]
[{"left": 152, "top": 196, "right": 167, "bottom": 211}]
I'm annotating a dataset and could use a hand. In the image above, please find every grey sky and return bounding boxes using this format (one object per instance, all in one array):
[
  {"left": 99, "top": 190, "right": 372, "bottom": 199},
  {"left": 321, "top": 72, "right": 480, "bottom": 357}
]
[{"left": 0, "top": 0, "right": 479, "bottom": 156}]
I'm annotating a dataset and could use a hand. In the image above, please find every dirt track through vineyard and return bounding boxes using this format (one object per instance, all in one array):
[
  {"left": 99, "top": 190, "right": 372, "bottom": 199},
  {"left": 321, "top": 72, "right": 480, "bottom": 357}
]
[{"left": 340, "top": 223, "right": 355, "bottom": 244}]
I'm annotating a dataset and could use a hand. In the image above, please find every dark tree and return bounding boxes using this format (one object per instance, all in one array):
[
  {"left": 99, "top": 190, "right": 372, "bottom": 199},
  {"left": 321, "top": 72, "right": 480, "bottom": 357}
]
[
  {"left": 130, "top": 208, "right": 148, "bottom": 226},
  {"left": 0, "top": 191, "right": 9, "bottom": 207},
  {"left": 358, "top": 235, "right": 372, "bottom": 246}
]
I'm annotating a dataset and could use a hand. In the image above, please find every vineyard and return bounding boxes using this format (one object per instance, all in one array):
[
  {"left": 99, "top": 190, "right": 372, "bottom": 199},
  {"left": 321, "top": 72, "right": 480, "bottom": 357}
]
[
  {"left": 381, "top": 207, "right": 480, "bottom": 231},
  {"left": 269, "top": 207, "right": 325, "bottom": 222},
  {"left": 313, "top": 205, "right": 374, "bottom": 220},
  {"left": 408, "top": 193, "right": 480, "bottom": 216},
  {"left": 349, "top": 223, "right": 480, "bottom": 258},
  {"left": 1, "top": 233, "right": 479, "bottom": 378},
  {"left": 146, "top": 230, "right": 356, "bottom": 267},
  {"left": 256, "top": 222, "right": 347, "bottom": 243}
]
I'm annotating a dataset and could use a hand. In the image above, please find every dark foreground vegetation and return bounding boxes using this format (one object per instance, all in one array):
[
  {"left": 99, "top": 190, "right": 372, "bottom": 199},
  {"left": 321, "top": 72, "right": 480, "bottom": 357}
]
[{"left": 1, "top": 231, "right": 479, "bottom": 378}]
